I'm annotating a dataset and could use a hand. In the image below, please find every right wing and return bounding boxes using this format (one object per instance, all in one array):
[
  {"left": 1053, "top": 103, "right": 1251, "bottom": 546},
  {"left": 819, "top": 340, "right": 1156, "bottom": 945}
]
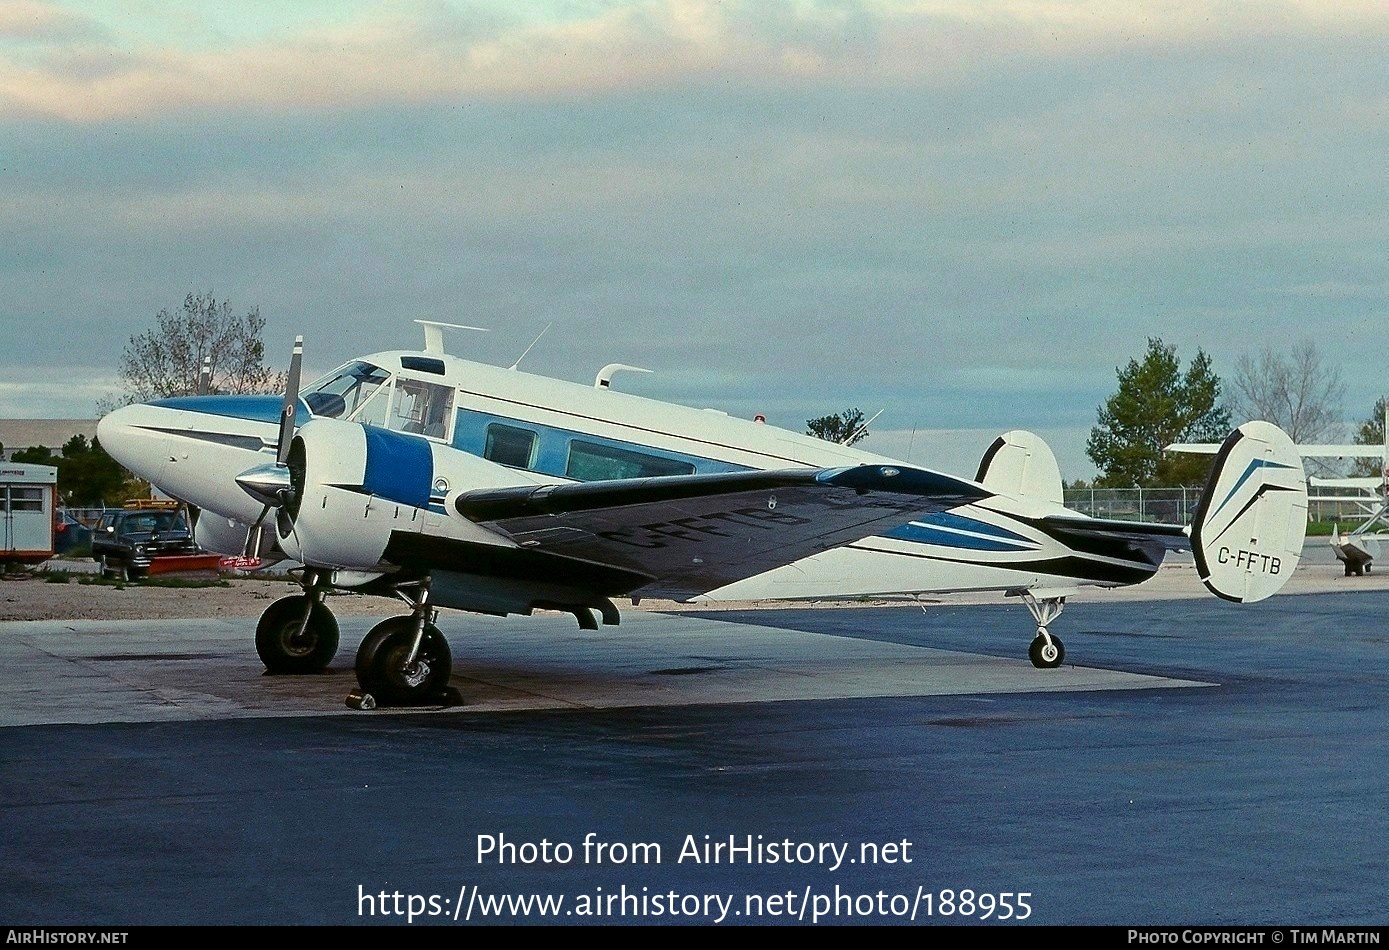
[{"left": 450, "top": 465, "right": 990, "bottom": 598}]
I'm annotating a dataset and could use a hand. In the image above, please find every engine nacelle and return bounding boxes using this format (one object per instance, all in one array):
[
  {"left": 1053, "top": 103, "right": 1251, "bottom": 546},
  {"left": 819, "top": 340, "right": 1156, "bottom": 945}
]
[{"left": 279, "top": 419, "right": 529, "bottom": 571}]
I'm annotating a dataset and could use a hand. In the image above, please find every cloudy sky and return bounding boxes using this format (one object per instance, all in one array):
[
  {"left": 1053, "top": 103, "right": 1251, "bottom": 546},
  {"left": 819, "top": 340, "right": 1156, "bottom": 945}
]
[{"left": 1, "top": 0, "right": 1385, "bottom": 478}]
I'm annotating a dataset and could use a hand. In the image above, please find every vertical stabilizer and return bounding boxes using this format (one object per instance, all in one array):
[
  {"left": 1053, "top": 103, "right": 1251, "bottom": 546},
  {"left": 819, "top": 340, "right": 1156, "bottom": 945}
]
[
  {"left": 1190, "top": 421, "right": 1308, "bottom": 603},
  {"left": 974, "top": 430, "right": 1064, "bottom": 506}
]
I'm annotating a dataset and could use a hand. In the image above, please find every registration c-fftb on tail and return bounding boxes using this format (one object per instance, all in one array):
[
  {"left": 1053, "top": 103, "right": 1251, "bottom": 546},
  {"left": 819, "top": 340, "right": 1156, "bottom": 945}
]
[{"left": 97, "top": 325, "right": 1308, "bottom": 706}]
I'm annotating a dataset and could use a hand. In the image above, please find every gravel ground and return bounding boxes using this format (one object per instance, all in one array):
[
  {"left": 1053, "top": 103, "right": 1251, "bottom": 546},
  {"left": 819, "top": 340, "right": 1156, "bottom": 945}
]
[{"left": 0, "top": 570, "right": 921, "bottom": 622}]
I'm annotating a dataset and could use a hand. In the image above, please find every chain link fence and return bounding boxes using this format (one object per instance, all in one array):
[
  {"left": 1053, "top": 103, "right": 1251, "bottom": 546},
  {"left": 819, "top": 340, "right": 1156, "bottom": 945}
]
[
  {"left": 1061, "top": 488, "right": 1199, "bottom": 525},
  {"left": 1062, "top": 486, "right": 1380, "bottom": 526}
]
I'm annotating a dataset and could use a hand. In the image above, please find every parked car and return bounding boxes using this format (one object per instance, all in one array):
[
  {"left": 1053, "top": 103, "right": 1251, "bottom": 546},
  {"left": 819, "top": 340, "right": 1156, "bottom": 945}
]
[
  {"left": 53, "top": 510, "right": 92, "bottom": 555},
  {"left": 91, "top": 503, "right": 204, "bottom": 580}
]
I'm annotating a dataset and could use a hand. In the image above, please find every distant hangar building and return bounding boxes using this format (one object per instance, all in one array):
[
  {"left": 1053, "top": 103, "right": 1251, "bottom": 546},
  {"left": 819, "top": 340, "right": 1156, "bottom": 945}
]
[{"left": 0, "top": 420, "right": 99, "bottom": 460}]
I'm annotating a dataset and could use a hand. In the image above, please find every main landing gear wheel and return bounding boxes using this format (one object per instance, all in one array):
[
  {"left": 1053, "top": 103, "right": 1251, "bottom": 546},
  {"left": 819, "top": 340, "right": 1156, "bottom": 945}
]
[
  {"left": 1029, "top": 632, "right": 1065, "bottom": 669},
  {"left": 255, "top": 595, "right": 340, "bottom": 674},
  {"left": 355, "top": 616, "right": 453, "bottom": 707}
]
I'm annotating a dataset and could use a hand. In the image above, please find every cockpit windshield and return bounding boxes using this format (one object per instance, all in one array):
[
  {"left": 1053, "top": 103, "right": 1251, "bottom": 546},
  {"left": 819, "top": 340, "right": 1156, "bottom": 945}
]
[{"left": 302, "top": 361, "right": 391, "bottom": 420}]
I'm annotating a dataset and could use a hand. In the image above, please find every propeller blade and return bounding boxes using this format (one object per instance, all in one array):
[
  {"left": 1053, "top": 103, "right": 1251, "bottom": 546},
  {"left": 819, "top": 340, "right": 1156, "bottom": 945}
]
[
  {"left": 243, "top": 504, "right": 272, "bottom": 558},
  {"left": 277, "top": 336, "right": 303, "bottom": 466}
]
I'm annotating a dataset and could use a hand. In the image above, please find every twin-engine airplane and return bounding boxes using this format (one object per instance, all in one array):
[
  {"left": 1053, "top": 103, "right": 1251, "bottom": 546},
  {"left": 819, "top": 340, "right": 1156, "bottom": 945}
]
[{"left": 98, "top": 323, "right": 1309, "bottom": 706}]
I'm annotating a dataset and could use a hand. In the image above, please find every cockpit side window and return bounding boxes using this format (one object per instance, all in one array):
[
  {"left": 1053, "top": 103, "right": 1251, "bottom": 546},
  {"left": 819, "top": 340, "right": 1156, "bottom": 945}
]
[
  {"left": 302, "top": 362, "right": 391, "bottom": 420},
  {"left": 386, "top": 377, "right": 456, "bottom": 440}
]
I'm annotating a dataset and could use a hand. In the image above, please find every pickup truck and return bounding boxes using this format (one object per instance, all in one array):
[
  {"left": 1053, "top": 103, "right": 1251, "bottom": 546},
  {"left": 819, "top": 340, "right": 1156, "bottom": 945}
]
[{"left": 91, "top": 504, "right": 218, "bottom": 580}]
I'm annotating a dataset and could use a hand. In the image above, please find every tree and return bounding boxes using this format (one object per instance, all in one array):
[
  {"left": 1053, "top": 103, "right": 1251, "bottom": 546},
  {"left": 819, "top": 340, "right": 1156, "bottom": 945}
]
[
  {"left": 807, "top": 408, "right": 868, "bottom": 446},
  {"left": 56, "top": 436, "right": 143, "bottom": 506},
  {"left": 11, "top": 445, "right": 55, "bottom": 465},
  {"left": 104, "top": 292, "right": 284, "bottom": 409},
  {"left": 1351, "top": 396, "right": 1387, "bottom": 478},
  {"left": 1229, "top": 341, "right": 1345, "bottom": 443},
  {"left": 1087, "top": 338, "right": 1230, "bottom": 487}
]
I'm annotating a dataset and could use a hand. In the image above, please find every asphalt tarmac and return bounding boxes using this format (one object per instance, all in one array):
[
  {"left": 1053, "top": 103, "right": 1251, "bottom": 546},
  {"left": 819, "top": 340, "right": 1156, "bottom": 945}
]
[{"left": 2, "top": 550, "right": 1387, "bottom": 926}]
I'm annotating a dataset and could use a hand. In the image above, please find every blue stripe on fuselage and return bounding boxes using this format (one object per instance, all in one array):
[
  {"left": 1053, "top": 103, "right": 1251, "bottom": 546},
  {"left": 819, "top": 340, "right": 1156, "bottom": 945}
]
[
  {"left": 883, "top": 510, "right": 1037, "bottom": 551},
  {"left": 149, "top": 395, "right": 311, "bottom": 426},
  {"left": 362, "top": 425, "right": 433, "bottom": 509}
]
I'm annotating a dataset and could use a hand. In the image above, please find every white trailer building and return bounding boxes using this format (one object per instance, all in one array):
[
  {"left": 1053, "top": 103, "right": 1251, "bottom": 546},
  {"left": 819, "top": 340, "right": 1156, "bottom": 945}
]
[{"left": 0, "top": 463, "right": 57, "bottom": 565}]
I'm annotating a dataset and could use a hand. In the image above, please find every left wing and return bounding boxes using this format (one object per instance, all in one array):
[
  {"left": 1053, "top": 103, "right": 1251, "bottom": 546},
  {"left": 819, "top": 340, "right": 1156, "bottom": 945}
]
[{"left": 452, "top": 465, "right": 990, "bottom": 598}]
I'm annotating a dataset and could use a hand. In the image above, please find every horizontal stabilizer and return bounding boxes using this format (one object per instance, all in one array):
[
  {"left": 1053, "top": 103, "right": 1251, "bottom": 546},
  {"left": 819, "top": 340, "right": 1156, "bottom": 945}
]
[
  {"left": 1309, "top": 476, "right": 1383, "bottom": 491},
  {"left": 1170, "top": 441, "right": 1383, "bottom": 459},
  {"left": 1189, "top": 421, "right": 1308, "bottom": 603},
  {"left": 1038, "top": 514, "right": 1189, "bottom": 551}
]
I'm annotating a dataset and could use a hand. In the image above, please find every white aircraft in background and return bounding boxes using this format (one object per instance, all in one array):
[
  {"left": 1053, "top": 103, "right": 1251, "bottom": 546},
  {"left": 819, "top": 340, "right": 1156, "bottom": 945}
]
[
  {"left": 1172, "top": 409, "right": 1386, "bottom": 576},
  {"left": 99, "top": 322, "right": 1308, "bottom": 707}
]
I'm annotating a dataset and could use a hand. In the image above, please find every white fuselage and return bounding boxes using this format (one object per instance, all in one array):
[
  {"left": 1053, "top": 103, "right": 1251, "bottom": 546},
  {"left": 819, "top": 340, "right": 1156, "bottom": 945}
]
[{"left": 98, "top": 349, "right": 1160, "bottom": 604}]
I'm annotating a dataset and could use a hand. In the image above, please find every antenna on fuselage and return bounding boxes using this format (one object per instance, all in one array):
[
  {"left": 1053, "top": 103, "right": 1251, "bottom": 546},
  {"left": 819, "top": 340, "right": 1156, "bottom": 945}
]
[
  {"left": 414, "top": 320, "right": 488, "bottom": 356},
  {"left": 841, "top": 408, "right": 885, "bottom": 446},
  {"left": 509, "top": 323, "right": 553, "bottom": 371},
  {"left": 595, "top": 364, "right": 654, "bottom": 389}
]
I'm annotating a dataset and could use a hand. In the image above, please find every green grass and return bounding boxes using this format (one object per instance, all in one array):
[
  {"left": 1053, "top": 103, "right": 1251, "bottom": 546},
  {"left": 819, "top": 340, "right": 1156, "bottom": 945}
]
[
  {"left": 1306, "top": 521, "right": 1355, "bottom": 537},
  {"left": 76, "top": 575, "right": 231, "bottom": 589}
]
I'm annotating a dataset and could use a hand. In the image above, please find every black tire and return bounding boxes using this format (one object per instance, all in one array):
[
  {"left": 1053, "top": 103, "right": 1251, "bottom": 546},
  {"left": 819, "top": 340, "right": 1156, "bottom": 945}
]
[
  {"left": 1029, "top": 634, "right": 1064, "bottom": 669},
  {"left": 255, "top": 595, "right": 340, "bottom": 674},
  {"left": 355, "top": 617, "right": 452, "bottom": 705}
]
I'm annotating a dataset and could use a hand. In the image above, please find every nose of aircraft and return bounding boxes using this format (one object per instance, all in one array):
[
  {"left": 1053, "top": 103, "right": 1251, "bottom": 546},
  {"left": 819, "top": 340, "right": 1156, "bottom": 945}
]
[{"left": 97, "top": 403, "right": 172, "bottom": 485}]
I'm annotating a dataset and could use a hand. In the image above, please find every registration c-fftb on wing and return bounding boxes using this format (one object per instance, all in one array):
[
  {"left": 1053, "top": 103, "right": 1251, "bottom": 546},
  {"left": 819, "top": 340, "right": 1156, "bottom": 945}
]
[{"left": 97, "top": 326, "right": 1308, "bottom": 706}]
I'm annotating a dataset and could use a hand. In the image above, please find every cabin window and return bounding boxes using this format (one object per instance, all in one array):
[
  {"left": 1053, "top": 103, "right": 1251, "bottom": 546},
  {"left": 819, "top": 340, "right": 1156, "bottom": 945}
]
[
  {"left": 387, "top": 378, "right": 455, "bottom": 440},
  {"left": 483, "top": 424, "right": 538, "bottom": 469},
  {"left": 303, "top": 362, "right": 391, "bottom": 420},
  {"left": 565, "top": 440, "right": 695, "bottom": 481}
]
